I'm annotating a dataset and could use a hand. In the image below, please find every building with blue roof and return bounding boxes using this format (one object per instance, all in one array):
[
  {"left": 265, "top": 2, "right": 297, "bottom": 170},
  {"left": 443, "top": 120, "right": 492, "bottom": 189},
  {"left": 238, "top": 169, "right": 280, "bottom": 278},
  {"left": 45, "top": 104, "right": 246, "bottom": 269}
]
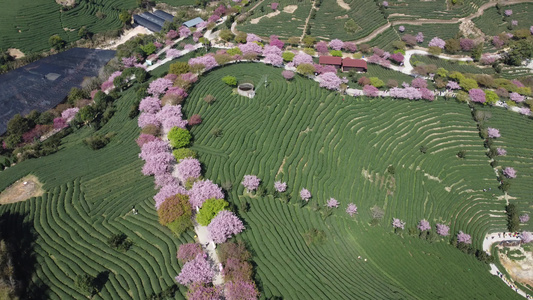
[{"left": 183, "top": 17, "right": 204, "bottom": 28}]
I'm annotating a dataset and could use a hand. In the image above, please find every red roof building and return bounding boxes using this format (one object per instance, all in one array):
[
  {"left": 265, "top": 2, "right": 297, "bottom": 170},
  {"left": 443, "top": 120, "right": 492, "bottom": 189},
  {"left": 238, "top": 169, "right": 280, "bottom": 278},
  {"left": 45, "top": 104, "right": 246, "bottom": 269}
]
[
  {"left": 342, "top": 58, "right": 367, "bottom": 72},
  {"left": 319, "top": 56, "right": 342, "bottom": 68}
]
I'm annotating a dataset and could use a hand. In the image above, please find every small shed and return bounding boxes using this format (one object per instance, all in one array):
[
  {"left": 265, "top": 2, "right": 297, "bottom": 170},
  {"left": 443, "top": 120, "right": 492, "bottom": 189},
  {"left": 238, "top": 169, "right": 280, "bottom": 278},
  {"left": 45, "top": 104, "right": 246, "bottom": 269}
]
[
  {"left": 319, "top": 56, "right": 342, "bottom": 69},
  {"left": 153, "top": 10, "right": 174, "bottom": 22},
  {"left": 342, "top": 58, "right": 367, "bottom": 72},
  {"left": 183, "top": 17, "right": 204, "bottom": 28}
]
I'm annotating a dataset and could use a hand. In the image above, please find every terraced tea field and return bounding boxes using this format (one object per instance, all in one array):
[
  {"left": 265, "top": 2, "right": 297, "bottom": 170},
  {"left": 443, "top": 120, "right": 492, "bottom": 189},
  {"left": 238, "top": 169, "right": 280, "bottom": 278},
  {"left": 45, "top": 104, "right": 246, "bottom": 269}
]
[
  {"left": 0, "top": 87, "right": 193, "bottom": 299},
  {"left": 410, "top": 55, "right": 495, "bottom": 75},
  {"left": 472, "top": 2, "right": 533, "bottom": 36},
  {"left": 236, "top": 0, "right": 311, "bottom": 39},
  {"left": 386, "top": 0, "right": 489, "bottom": 21},
  {"left": 307, "top": 0, "right": 387, "bottom": 41},
  {"left": 182, "top": 62, "right": 523, "bottom": 298},
  {"left": 0, "top": 0, "right": 135, "bottom": 53},
  {"left": 475, "top": 107, "right": 533, "bottom": 232}
]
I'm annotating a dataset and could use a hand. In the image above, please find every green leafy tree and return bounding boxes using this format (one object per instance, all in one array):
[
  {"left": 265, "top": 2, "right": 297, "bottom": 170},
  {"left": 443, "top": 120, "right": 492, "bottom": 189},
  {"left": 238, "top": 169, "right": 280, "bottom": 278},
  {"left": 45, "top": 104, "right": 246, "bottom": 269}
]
[
  {"left": 119, "top": 10, "right": 132, "bottom": 25},
  {"left": 302, "top": 36, "right": 316, "bottom": 47},
  {"left": 329, "top": 50, "right": 342, "bottom": 57},
  {"left": 344, "top": 19, "right": 359, "bottom": 33},
  {"left": 219, "top": 29, "right": 235, "bottom": 42},
  {"left": 485, "top": 90, "right": 499, "bottom": 105},
  {"left": 459, "top": 78, "right": 478, "bottom": 91},
  {"left": 296, "top": 63, "right": 315, "bottom": 76},
  {"left": 168, "top": 127, "right": 192, "bottom": 148},
  {"left": 444, "top": 39, "right": 460, "bottom": 53},
  {"left": 141, "top": 43, "right": 156, "bottom": 56},
  {"left": 369, "top": 77, "right": 384, "bottom": 88},
  {"left": 196, "top": 198, "right": 229, "bottom": 226},
  {"left": 169, "top": 62, "right": 190, "bottom": 75},
  {"left": 49, "top": 35, "right": 66, "bottom": 50},
  {"left": 75, "top": 273, "right": 98, "bottom": 296},
  {"left": 172, "top": 148, "right": 198, "bottom": 161},
  {"left": 234, "top": 32, "right": 247, "bottom": 44},
  {"left": 227, "top": 47, "right": 242, "bottom": 56},
  {"left": 222, "top": 75, "right": 237, "bottom": 86},
  {"left": 282, "top": 52, "right": 295, "bottom": 62},
  {"left": 436, "top": 68, "right": 448, "bottom": 78}
]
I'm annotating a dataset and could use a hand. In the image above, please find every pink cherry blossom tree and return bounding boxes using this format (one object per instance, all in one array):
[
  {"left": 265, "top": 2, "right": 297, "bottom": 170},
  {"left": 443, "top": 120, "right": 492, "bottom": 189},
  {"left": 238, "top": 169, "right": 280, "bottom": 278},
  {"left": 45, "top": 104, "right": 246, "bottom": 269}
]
[
  {"left": 208, "top": 210, "right": 245, "bottom": 243},
  {"left": 225, "top": 280, "right": 258, "bottom": 300},
  {"left": 154, "top": 184, "right": 188, "bottom": 208},
  {"left": 238, "top": 42, "right": 263, "bottom": 55},
  {"left": 446, "top": 81, "right": 460, "bottom": 90},
  {"left": 522, "top": 232, "right": 533, "bottom": 244},
  {"left": 318, "top": 72, "right": 344, "bottom": 90},
  {"left": 300, "top": 188, "right": 311, "bottom": 201},
  {"left": 271, "top": 2, "right": 279, "bottom": 10},
  {"left": 346, "top": 203, "right": 357, "bottom": 216},
  {"left": 293, "top": 53, "right": 313, "bottom": 66},
  {"left": 315, "top": 41, "right": 328, "bottom": 54},
  {"left": 428, "top": 37, "right": 445, "bottom": 49},
  {"left": 282, "top": 70, "right": 295, "bottom": 80},
  {"left": 398, "top": 26, "right": 405, "bottom": 32},
  {"left": 176, "top": 158, "right": 202, "bottom": 182},
  {"left": 189, "top": 179, "right": 224, "bottom": 208},
  {"left": 457, "top": 231, "right": 471, "bottom": 244},
  {"left": 177, "top": 243, "right": 204, "bottom": 263},
  {"left": 487, "top": 127, "right": 501, "bottom": 138},
  {"left": 166, "top": 49, "right": 181, "bottom": 59},
  {"left": 139, "top": 97, "right": 161, "bottom": 114},
  {"left": 459, "top": 38, "right": 475, "bottom": 51},
  {"left": 363, "top": 85, "right": 379, "bottom": 97},
  {"left": 509, "top": 92, "right": 525, "bottom": 103},
  {"left": 436, "top": 224, "right": 450, "bottom": 236},
  {"left": 274, "top": 181, "right": 287, "bottom": 192},
  {"left": 148, "top": 78, "right": 173, "bottom": 96},
  {"left": 53, "top": 118, "right": 68, "bottom": 129},
  {"left": 138, "top": 112, "right": 161, "bottom": 128},
  {"left": 157, "top": 105, "right": 188, "bottom": 131},
  {"left": 61, "top": 107, "right": 79, "bottom": 122},
  {"left": 326, "top": 198, "right": 339, "bottom": 208},
  {"left": 179, "top": 26, "right": 191, "bottom": 38},
  {"left": 166, "top": 30, "right": 178, "bottom": 39},
  {"left": 497, "top": 148, "right": 507, "bottom": 156},
  {"left": 469, "top": 89, "right": 486, "bottom": 103},
  {"left": 189, "top": 55, "right": 219, "bottom": 71},
  {"left": 392, "top": 218, "right": 405, "bottom": 229},
  {"left": 343, "top": 42, "right": 357, "bottom": 52},
  {"left": 136, "top": 134, "right": 157, "bottom": 147},
  {"left": 416, "top": 32, "right": 424, "bottom": 43},
  {"left": 329, "top": 39, "right": 344, "bottom": 51},
  {"left": 505, "top": 9, "right": 513, "bottom": 16},
  {"left": 411, "top": 78, "right": 427, "bottom": 89},
  {"left": 520, "top": 214, "right": 530, "bottom": 223},
  {"left": 417, "top": 219, "right": 431, "bottom": 231},
  {"left": 176, "top": 253, "right": 214, "bottom": 285},
  {"left": 242, "top": 175, "right": 261, "bottom": 192},
  {"left": 246, "top": 33, "right": 261, "bottom": 43},
  {"left": 520, "top": 107, "right": 531, "bottom": 116},
  {"left": 503, "top": 167, "right": 517, "bottom": 178}
]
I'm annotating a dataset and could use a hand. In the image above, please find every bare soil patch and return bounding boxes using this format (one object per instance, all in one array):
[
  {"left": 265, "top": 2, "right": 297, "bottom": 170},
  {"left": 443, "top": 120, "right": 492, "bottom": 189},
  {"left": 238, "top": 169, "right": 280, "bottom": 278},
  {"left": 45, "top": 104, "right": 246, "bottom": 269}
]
[
  {"left": 335, "top": 14, "right": 349, "bottom": 20},
  {"left": 283, "top": 5, "right": 298, "bottom": 13},
  {"left": 101, "top": 26, "right": 151, "bottom": 50},
  {"left": 56, "top": 0, "right": 75, "bottom": 6},
  {"left": 8, "top": 48, "right": 24, "bottom": 59},
  {"left": 250, "top": 10, "right": 281, "bottom": 24},
  {"left": 0, "top": 175, "right": 44, "bottom": 204},
  {"left": 499, "top": 247, "right": 533, "bottom": 289},
  {"left": 336, "top": 0, "right": 350, "bottom": 10}
]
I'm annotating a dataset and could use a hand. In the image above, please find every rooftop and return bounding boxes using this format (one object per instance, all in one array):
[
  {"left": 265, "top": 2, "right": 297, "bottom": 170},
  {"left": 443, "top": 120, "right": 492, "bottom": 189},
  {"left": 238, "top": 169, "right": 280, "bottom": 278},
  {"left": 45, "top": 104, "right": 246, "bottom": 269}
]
[
  {"left": 319, "top": 56, "right": 342, "bottom": 65},
  {"left": 342, "top": 58, "right": 367, "bottom": 69},
  {"left": 183, "top": 17, "right": 204, "bottom": 28}
]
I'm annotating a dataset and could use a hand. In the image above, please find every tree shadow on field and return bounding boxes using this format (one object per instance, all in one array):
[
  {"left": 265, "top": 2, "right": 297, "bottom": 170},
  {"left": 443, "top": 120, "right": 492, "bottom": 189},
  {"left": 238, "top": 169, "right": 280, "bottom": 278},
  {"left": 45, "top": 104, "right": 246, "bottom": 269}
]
[
  {"left": 94, "top": 270, "right": 110, "bottom": 293},
  {"left": 0, "top": 211, "right": 48, "bottom": 299}
]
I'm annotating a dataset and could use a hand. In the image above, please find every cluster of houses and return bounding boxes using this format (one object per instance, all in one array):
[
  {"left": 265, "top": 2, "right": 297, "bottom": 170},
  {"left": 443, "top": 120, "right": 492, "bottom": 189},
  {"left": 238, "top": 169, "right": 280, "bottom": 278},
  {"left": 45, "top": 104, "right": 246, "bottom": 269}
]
[
  {"left": 319, "top": 56, "right": 367, "bottom": 72},
  {"left": 133, "top": 10, "right": 204, "bottom": 32}
]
